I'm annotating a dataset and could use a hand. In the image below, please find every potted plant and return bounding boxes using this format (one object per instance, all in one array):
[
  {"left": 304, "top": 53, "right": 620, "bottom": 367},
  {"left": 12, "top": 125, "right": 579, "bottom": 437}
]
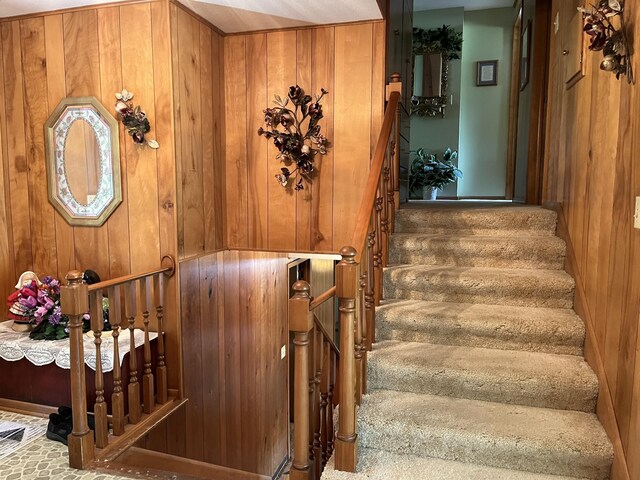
[{"left": 409, "top": 147, "right": 462, "bottom": 200}]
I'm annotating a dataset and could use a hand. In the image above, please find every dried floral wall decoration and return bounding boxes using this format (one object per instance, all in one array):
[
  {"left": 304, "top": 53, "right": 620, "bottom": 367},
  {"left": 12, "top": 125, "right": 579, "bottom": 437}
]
[
  {"left": 258, "top": 85, "right": 330, "bottom": 191},
  {"left": 114, "top": 89, "right": 159, "bottom": 148},
  {"left": 579, "top": 0, "right": 633, "bottom": 82}
]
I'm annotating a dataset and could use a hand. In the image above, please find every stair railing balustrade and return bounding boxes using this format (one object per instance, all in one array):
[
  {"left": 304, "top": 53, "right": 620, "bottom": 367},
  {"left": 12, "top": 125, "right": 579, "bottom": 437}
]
[
  {"left": 288, "top": 74, "right": 401, "bottom": 478},
  {"left": 61, "top": 256, "right": 177, "bottom": 469}
]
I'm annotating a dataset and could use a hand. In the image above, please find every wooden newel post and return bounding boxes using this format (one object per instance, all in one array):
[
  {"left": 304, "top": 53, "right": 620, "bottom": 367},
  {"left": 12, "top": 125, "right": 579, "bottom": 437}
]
[
  {"left": 61, "top": 270, "right": 95, "bottom": 469},
  {"left": 335, "top": 246, "right": 358, "bottom": 472},
  {"left": 289, "top": 280, "right": 313, "bottom": 480},
  {"left": 387, "top": 72, "right": 402, "bottom": 211}
]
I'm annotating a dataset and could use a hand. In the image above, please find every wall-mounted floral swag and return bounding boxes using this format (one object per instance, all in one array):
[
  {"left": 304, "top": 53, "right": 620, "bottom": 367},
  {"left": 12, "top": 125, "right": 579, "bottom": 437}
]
[
  {"left": 114, "top": 89, "right": 159, "bottom": 149},
  {"left": 258, "top": 85, "right": 330, "bottom": 191},
  {"left": 579, "top": 0, "right": 633, "bottom": 82}
]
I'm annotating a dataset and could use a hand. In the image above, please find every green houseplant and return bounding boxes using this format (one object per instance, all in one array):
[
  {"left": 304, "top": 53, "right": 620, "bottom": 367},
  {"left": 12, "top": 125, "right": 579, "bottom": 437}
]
[{"left": 409, "top": 148, "right": 462, "bottom": 200}]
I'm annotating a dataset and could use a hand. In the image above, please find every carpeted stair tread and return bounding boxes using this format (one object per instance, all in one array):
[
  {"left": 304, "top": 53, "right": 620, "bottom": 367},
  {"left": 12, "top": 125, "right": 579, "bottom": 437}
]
[
  {"left": 389, "top": 233, "right": 566, "bottom": 269},
  {"left": 321, "top": 448, "right": 590, "bottom": 480},
  {"left": 376, "top": 299, "right": 585, "bottom": 355},
  {"left": 368, "top": 340, "right": 597, "bottom": 412},
  {"left": 384, "top": 264, "right": 575, "bottom": 308},
  {"left": 357, "top": 390, "right": 612, "bottom": 480},
  {"left": 395, "top": 206, "right": 557, "bottom": 235}
]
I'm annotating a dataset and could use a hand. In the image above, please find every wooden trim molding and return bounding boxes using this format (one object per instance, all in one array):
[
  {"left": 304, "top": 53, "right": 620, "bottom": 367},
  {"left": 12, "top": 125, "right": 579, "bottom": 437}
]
[
  {"left": 0, "top": 398, "right": 57, "bottom": 418},
  {"left": 544, "top": 201, "right": 631, "bottom": 480}
]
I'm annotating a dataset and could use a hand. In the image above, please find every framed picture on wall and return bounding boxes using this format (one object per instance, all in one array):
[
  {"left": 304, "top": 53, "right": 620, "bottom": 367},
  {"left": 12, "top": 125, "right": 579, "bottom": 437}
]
[
  {"left": 520, "top": 20, "right": 532, "bottom": 90},
  {"left": 476, "top": 60, "right": 498, "bottom": 86}
]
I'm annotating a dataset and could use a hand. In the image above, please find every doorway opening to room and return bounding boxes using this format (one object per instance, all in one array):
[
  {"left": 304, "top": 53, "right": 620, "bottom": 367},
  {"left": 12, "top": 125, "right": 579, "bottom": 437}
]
[{"left": 406, "top": 0, "right": 550, "bottom": 204}]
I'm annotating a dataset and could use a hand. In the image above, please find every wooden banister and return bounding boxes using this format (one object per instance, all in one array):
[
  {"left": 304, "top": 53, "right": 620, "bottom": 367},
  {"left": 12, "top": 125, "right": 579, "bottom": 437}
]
[
  {"left": 62, "top": 256, "right": 177, "bottom": 470},
  {"left": 310, "top": 286, "right": 337, "bottom": 310}
]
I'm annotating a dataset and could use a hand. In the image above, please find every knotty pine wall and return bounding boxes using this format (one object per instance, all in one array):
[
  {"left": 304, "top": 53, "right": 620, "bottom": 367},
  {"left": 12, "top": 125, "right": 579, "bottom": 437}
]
[
  {"left": 224, "top": 21, "right": 386, "bottom": 253},
  {"left": 544, "top": 2, "right": 640, "bottom": 479},
  {"left": 0, "top": 0, "right": 182, "bottom": 387},
  {"left": 139, "top": 250, "right": 291, "bottom": 477}
]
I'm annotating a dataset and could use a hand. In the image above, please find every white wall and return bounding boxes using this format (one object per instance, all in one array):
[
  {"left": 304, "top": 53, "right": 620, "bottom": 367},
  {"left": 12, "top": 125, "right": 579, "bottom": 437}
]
[{"left": 457, "top": 7, "right": 516, "bottom": 197}]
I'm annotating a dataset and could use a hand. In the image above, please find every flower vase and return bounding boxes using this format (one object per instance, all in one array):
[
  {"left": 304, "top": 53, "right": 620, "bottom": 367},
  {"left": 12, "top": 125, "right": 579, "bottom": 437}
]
[{"left": 423, "top": 187, "right": 438, "bottom": 201}]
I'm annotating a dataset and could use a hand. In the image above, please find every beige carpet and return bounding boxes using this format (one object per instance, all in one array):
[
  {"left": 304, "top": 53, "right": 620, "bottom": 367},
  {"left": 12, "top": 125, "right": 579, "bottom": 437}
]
[{"left": 323, "top": 205, "right": 613, "bottom": 480}]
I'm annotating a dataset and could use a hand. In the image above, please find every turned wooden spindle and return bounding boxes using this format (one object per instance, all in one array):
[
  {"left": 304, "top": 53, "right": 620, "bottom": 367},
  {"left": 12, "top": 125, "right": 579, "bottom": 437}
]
[
  {"left": 313, "top": 326, "right": 323, "bottom": 479},
  {"left": 139, "top": 277, "right": 155, "bottom": 414},
  {"left": 107, "top": 286, "right": 125, "bottom": 435},
  {"left": 335, "top": 246, "right": 358, "bottom": 472},
  {"left": 327, "top": 351, "right": 336, "bottom": 459},
  {"left": 61, "top": 270, "right": 94, "bottom": 469},
  {"left": 386, "top": 143, "right": 396, "bottom": 234},
  {"left": 320, "top": 340, "right": 330, "bottom": 466},
  {"left": 365, "top": 228, "right": 376, "bottom": 349},
  {"left": 153, "top": 273, "right": 168, "bottom": 404},
  {"left": 374, "top": 197, "right": 384, "bottom": 305},
  {"left": 124, "top": 282, "right": 141, "bottom": 424},
  {"left": 380, "top": 166, "right": 390, "bottom": 267},
  {"left": 354, "top": 272, "right": 364, "bottom": 405},
  {"left": 91, "top": 289, "right": 108, "bottom": 449},
  {"left": 359, "top": 271, "right": 368, "bottom": 397},
  {"left": 289, "top": 280, "right": 313, "bottom": 480}
]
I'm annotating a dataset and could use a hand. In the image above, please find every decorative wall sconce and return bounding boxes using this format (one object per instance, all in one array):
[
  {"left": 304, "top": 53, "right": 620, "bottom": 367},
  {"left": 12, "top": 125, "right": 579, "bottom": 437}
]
[
  {"left": 579, "top": 0, "right": 633, "bottom": 83},
  {"left": 114, "top": 89, "right": 159, "bottom": 148}
]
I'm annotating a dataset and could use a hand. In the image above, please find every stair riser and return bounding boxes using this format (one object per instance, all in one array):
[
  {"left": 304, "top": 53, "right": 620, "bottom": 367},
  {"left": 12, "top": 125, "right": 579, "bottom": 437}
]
[
  {"left": 389, "top": 236, "right": 565, "bottom": 270},
  {"left": 383, "top": 281, "right": 575, "bottom": 309},
  {"left": 367, "top": 362, "right": 597, "bottom": 412},
  {"left": 395, "top": 210, "right": 557, "bottom": 235},
  {"left": 375, "top": 324, "right": 584, "bottom": 356},
  {"left": 358, "top": 422, "right": 610, "bottom": 480}
]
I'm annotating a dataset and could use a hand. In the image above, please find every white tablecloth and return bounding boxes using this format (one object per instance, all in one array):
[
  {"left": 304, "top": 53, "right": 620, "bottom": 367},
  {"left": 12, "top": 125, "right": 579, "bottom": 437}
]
[{"left": 0, "top": 321, "right": 157, "bottom": 372}]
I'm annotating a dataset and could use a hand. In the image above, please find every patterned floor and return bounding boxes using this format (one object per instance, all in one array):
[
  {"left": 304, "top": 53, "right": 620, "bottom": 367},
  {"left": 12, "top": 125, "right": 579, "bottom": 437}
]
[{"left": 0, "top": 411, "right": 129, "bottom": 480}]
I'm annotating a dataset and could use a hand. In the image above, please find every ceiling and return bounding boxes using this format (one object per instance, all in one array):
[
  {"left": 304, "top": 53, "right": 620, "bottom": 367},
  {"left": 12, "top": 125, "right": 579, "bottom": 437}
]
[
  {"left": 413, "top": 0, "right": 514, "bottom": 12},
  {"left": 0, "top": 0, "right": 383, "bottom": 33}
]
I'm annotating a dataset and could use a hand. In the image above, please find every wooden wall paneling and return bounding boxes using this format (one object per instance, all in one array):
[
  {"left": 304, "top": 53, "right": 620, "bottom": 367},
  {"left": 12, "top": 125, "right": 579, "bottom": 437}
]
[
  {"left": 0, "top": 21, "right": 32, "bottom": 275},
  {"left": 371, "top": 21, "right": 386, "bottom": 164},
  {"left": 97, "top": 7, "right": 131, "bottom": 279},
  {"left": 0, "top": 31, "right": 15, "bottom": 301},
  {"left": 119, "top": 3, "right": 162, "bottom": 273},
  {"left": 175, "top": 7, "right": 204, "bottom": 258},
  {"left": 310, "top": 26, "right": 335, "bottom": 251},
  {"left": 333, "top": 23, "right": 373, "bottom": 250},
  {"left": 43, "top": 14, "right": 76, "bottom": 279},
  {"left": 223, "top": 249, "right": 243, "bottom": 468},
  {"left": 200, "top": 25, "right": 215, "bottom": 254},
  {"left": 150, "top": 0, "right": 180, "bottom": 390},
  {"left": 295, "top": 29, "right": 312, "bottom": 251},
  {"left": 20, "top": 17, "right": 58, "bottom": 277},
  {"left": 224, "top": 35, "right": 248, "bottom": 248},
  {"left": 239, "top": 250, "right": 258, "bottom": 471},
  {"left": 215, "top": 253, "right": 228, "bottom": 465},
  {"left": 211, "top": 32, "right": 226, "bottom": 251},
  {"left": 198, "top": 252, "right": 221, "bottom": 465},
  {"left": 266, "top": 30, "right": 297, "bottom": 251},
  {"left": 246, "top": 33, "right": 268, "bottom": 249},
  {"left": 61, "top": 10, "right": 111, "bottom": 279},
  {"left": 180, "top": 257, "right": 204, "bottom": 461}
]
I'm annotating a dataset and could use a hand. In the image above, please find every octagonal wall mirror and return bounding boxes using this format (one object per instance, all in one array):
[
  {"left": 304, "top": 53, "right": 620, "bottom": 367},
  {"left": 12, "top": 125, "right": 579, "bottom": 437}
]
[{"left": 45, "top": 97, "right": 122, "bottom": 227}]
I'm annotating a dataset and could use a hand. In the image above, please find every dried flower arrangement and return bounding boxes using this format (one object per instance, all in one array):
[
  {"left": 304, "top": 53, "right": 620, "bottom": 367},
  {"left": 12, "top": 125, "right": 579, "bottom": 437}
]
[
  {"left": 579, "top": 0, "right": 633, "bottom": 82},
  {"left": 258, "top": 85, "right": 330, "bottom": 191},
  {"left": 114, "top": 89, "right": 160, "bottom": 149}
]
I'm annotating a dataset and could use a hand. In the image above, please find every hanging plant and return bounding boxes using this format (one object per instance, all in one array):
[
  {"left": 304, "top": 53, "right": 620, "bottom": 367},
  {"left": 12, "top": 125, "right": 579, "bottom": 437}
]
[
  {"left": 114, "top": 89, "right": 159, "bottom": 149},
  {"left": 579, "top": 0, "right": 633, "bottom": 82},
  {"left": 258, "top": 85, "right": 330, "bottom": 191}
]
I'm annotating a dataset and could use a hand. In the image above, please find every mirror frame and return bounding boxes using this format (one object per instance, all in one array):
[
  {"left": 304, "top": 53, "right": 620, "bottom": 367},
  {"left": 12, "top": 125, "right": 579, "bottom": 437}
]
[
  {"left": 44, "top": 96, "right": 122, "bottom": 227},
  {"left": 411, "top": 26, "right": 462, "bottom": 118}
]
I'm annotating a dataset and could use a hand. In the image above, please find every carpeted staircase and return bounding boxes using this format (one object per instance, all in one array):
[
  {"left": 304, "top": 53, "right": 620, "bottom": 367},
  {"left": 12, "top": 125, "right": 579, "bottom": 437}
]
[{"left": 323, "top": 204, "right": 613, "bottom": 480}]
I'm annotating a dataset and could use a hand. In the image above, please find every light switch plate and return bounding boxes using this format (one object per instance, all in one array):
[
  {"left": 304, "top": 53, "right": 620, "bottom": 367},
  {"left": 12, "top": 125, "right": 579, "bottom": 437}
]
[
  {"left": 281, "top": 345, "right": 286, "bottom": 359},
  {"left": 635, "top": 197, "right": 640, "bottom": 229}
]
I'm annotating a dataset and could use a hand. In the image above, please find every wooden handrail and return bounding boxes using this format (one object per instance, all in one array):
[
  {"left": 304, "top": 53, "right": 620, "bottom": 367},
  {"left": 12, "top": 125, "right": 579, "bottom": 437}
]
[
  {"left": 87, "top": 255, "right": 175, "bottom": 292},
  {"left": 313, "top": 313, "right": 339, "bottom": 356},
  {"left": 310, "top": 286, "right": 337, "bottom": 311},
  {"left": 350, "top": 88, "right": 401, "bottom": 261}
]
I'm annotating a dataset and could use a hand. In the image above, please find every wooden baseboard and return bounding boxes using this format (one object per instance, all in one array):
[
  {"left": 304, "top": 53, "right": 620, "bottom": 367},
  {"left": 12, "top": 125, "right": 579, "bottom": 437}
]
[
  {"left": 543, "top": 201, "right": 631, "bottom": 480},
  {"left": 0, "top": 398, "right": 57, "bottom": 418}
]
